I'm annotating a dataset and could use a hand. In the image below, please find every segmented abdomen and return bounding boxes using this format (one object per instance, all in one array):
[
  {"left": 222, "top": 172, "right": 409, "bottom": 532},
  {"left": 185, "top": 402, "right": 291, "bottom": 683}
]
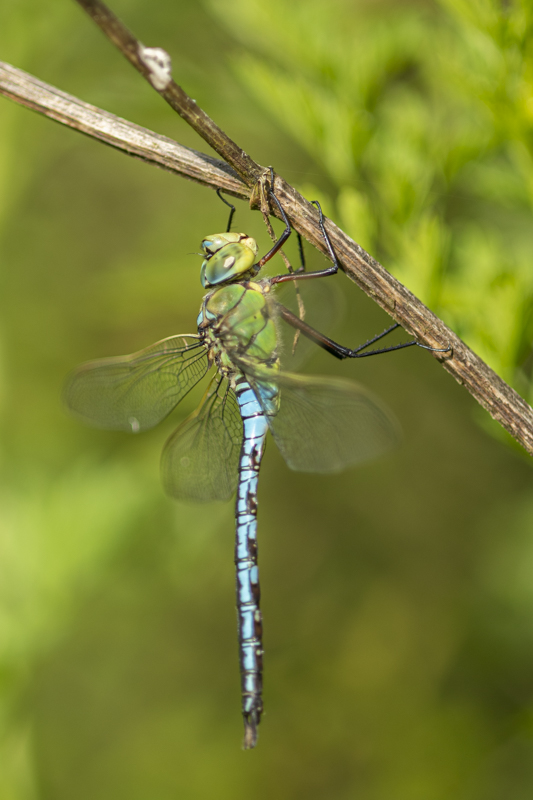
[{"left": 234, "top": 376, "right": 269, "bottom": 749}]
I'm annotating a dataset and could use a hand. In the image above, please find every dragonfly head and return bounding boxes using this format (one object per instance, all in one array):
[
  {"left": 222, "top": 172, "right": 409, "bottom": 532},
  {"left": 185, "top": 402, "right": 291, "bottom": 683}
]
[{"left": 200, "top": 233, "right": 258, "bottom": 288}]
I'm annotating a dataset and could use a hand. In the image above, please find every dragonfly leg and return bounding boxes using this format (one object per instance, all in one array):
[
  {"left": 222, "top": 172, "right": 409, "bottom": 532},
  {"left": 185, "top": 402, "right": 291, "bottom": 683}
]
[
  {"left": 270, "top": 200, "right": 339, "bottom": 285},
  {"left": 292, "top": 232, "right": 306, "bottom": 274},
  {"left": 215, "top": 188, "right": 236, "bottom": 233},
  {"left": 270, "top": 197, "right": 451, "bottom": 354},
  {"left": 255, "top": 167, "right": 292, "bottom": 269},
  {"left": 278, "top": 304, "right": 451, "bottom": 359},
  {"left": 233, "top": 377, "right": 270, "bottom": 749},
  {"left": 255, "top": 168, "right": 308, "bottom": 277}
]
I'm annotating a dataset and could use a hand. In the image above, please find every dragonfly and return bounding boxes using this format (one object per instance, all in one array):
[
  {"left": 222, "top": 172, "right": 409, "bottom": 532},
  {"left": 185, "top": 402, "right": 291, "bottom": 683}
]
[{"left": 64, "top": 172, "right": 447, "bottom": 749}]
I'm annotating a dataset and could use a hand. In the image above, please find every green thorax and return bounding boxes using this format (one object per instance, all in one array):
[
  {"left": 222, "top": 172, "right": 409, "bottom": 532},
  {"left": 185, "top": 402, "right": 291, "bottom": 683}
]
[
  {"left": 198, "top": 280, "right": 278, "bottom": 368},
  {"left": 198, "top": 281, "right": 280, "bottom": 415}
]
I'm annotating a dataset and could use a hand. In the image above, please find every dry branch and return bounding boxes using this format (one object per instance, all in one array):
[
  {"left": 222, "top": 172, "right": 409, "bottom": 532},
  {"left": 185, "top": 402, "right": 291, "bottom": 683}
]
[
  {"left": 1, "top": 0, "right": 533, "bottom": 458},
  {"left": 0, "top": 62, "right": 245, "bottom": 197},
  {"left": 75, "top": 0, "right": 262, "bottom": 187}
]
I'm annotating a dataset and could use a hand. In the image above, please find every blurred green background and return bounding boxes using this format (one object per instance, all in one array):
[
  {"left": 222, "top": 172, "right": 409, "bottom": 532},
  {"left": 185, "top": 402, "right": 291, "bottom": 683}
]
[{"left": 1, "top": 0, "right": 533, "bottom": 797}]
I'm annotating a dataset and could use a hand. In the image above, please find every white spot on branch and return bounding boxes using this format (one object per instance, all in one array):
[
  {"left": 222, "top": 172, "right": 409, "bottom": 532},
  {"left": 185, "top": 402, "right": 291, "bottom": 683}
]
[{"left": 138, "top": 46, "right": 172, "bottom": 91}]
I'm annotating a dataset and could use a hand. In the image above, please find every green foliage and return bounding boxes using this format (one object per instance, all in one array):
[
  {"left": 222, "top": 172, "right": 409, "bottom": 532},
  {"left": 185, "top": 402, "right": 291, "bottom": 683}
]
[
  {"left": 0, "top": 465, "right": 152, "bottom": 800},
  {"left": 210, "top": 0, "right": 533, "bottom": 395}
]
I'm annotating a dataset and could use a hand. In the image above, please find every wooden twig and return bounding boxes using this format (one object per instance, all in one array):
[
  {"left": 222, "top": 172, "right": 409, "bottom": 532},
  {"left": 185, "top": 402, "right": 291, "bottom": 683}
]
[
  {"left": 0, "top": 61, "right": 246, "bottom": 197},
  {"left": 74, "top": 0, "right": 263, "bottom": 188},
  {"left": 2, "top": 2, "right": 533, "bottom": 459}
]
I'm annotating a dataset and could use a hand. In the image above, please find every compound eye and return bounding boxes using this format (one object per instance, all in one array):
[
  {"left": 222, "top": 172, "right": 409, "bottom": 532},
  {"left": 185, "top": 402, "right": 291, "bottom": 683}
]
[
  {"left": 201, "top": 234, "right": 234, "bottom": 257},
  {"left": 201, "top": 240, "right": 217, "bottom": 256},
  {"left": 239, "top": 235, "right": 258, "bottom": 256}
]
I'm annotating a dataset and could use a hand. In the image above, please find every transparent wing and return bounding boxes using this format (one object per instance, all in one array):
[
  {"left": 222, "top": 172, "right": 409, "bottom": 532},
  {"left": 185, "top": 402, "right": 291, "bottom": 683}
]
[
  {"left": 161, "top": 378, "right": 242, "bottom": 502},
  {"left": 273, "top": 278, "right": 345, "bottom": 371},
  {"left": 64, "top": 335, "right": 209, "bottom": 432},
  {"left": 237, "top": 359, "right": 400, "bottom": 474}
]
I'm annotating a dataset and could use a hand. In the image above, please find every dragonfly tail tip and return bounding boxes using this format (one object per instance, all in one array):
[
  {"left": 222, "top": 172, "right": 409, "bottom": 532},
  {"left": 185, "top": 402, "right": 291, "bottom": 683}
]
[{"left": 242, "top": 718, "right": 259, "bottom": 750}]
